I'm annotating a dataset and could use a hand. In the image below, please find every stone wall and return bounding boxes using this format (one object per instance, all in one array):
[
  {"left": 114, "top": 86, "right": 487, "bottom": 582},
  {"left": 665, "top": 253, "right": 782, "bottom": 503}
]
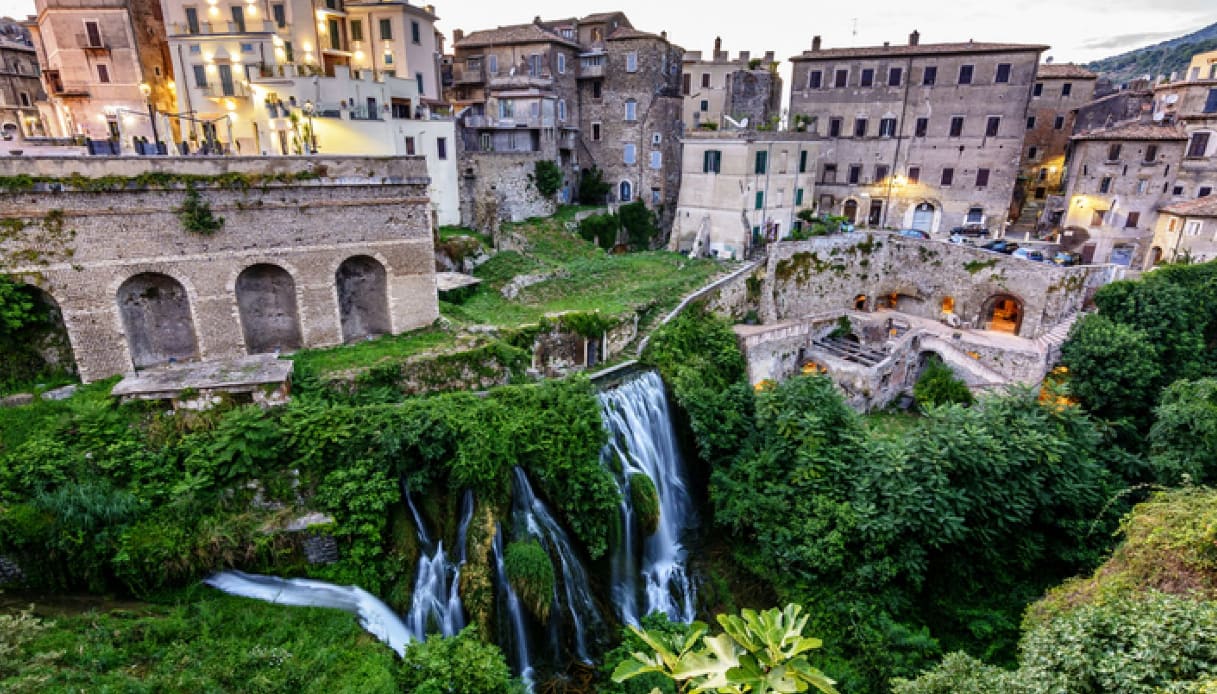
[
  {"left": 0, "top": 156, "right": 438, "bottom": 382},
  {"left": 458, "top": 151, "right": 556, "bottom": 229}
]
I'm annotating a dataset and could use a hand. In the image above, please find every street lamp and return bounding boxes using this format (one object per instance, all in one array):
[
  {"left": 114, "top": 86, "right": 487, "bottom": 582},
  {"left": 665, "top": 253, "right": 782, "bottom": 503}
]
[
  {"left": 302, "top": 99, "right": 317, "bottom": 154},
  {"left": 138, "top": 82, "right": 163, "bottom": 154}
]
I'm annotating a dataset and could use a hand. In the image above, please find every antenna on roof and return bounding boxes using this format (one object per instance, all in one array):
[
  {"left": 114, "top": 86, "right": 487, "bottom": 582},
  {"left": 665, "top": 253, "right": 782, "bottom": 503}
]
[{"left": 851, "top": 18, "right": 858, "bottom": 43}]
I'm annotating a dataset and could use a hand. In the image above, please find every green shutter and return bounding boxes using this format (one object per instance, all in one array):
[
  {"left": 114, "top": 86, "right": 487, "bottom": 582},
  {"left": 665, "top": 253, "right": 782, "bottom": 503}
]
[
  {"left": 755, "top": 191, "right": 764, "bottom": 209},
  {"left": 795, "top": 188, "right": 804, "bottom": 205},
  {"left": 799, "top": 150, "right": 808, "bottom": 173},
  {"left": 755, "top": 151, "right": 767, "bottom": 174}
]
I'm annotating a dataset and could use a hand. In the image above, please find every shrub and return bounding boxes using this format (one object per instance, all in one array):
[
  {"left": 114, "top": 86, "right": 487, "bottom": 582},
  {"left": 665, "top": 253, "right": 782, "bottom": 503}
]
[
  {"left": 579, "top": 212, "right": 619, "bottom": 250},
  {"left": 175, "top": 185, "right": 224, "bottom": 235},
  {"left": 913, "top": 356, "right": 974, "bottom": 409},
  {"left": 399, "top": 626, "right": 523, "bottom": 694},
  {"left": 531, "top": 160, "right": 564, "bottom": 198},
  {"left": 619, "top": 201, "right": 659, "bottom": 251},
  {"left": 578, "top": 166, "right": 611, "bottom": 205},
  {"left": 503, "top": 538, "right": 555, "bottom": 623},
  {"left": 629, "top": 473, "right": 660, "bottom": 535}
]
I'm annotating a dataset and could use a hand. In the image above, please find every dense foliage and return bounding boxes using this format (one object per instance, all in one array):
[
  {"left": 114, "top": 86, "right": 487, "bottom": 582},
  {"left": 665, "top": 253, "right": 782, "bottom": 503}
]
[
  {"left": 532, "top": 160, "right": 564, "bottom": 199},
  {"left": 912, "top": 356, "right": 974, "bottom": 409},
  {"left": 0, "top": 276, "right": 73, "bottom": 395},
  {"left": 398, "top": 626, "right": 523, "bottom": 693},
  {"left": 503, "top": 538, "right": 555, "bottom": 623},
  {"left": 578, "top": 165, "right": 611, "bottom": 205}
]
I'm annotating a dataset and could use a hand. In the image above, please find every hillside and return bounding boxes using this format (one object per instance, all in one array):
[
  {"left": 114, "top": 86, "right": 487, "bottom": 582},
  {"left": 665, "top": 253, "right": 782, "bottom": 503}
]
[{"left": 1087, "top": 20, "right": 1217, "bottom": 85}]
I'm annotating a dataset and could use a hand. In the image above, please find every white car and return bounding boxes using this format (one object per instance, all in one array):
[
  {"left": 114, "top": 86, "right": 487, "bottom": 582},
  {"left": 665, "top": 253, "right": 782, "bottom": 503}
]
[{"left": 947, "top": 235, "right": 975, "bottom": 246}]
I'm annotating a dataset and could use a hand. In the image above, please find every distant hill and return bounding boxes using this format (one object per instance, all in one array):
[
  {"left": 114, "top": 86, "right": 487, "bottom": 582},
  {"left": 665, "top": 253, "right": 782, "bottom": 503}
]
[{"left": 1087, "top": 21, "right": 1217, "bottom": 85}]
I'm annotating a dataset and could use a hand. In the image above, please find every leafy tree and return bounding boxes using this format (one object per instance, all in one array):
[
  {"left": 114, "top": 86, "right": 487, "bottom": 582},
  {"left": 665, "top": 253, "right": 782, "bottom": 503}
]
[
  {"left": 579, "top": 166, "right": 612, "bottom": 205},
  {"left": 619, "top": 201, "right": 660, "bottom": 250},
  {"left": 531, "top": 160, "right": 564, "bottom": 198},
  {"left": 1148, "top": 377, "right": 1217, "bottom": 484},
  {"left": 1060, "top": 314, "right": 1161, "bottom": 424},
  {"left": 612, "top": 604, "right": 839, "bottom": 693},
  {"left": 912, "top": 357, "right": 974, "bottom": 410},
  {"left": 580, "top": 212, "right": 620, "bottom": 250},
  {"left": 398, "top": 627, "right": 523, "bottom": 693}
]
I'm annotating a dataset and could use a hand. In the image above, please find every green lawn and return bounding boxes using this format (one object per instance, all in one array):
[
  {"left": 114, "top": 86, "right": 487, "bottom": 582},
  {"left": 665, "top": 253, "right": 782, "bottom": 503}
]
[{"left": 289, "top": 327, "right": 461, "bottom": 381}]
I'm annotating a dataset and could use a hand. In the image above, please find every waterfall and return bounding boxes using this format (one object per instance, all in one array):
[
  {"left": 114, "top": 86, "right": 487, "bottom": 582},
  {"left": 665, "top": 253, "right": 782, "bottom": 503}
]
[
  {"left": 403, "top": 487, "right": 473, "bottom": 641},
  {"left": 204, "top": 571, "right": 412, "bottom": 657},
  {"left": 510, "top": 466, "right": 604, "bottom": 663},
  {"left": 494, "top": 522, "right": 535, "bottom": 690},
  {"left": 599, "top": 371, "right": 698, "bottom": 626}
]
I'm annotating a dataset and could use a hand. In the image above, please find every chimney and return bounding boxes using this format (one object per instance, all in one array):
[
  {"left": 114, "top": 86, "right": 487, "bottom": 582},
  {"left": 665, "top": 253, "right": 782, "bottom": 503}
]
[
  {"left": 714, "top": 36, "right": 722, "bottom": 54},
  {"left": 661, "top": 30, "right": 667, "bottom": 40},
  {"left": 453, "top": 28, "right": 464, "bottom": 43},
  {"left": 909, "top": 30, "right": 920, "bottom": 46},
  {"left": 533, "top": 15, "right": 542, "bottom": 24},
  {"left": 883, "top": 41, "right": 890, "bottom": 47},
  {"left": 812, "top": 35, "right": 821, "bottom": 51},
  {"left": 740, "top": 51, "right": 750, "bottom": 64},
  {"left": 424, "top": 4, "right": 434, "bottom": 14}
]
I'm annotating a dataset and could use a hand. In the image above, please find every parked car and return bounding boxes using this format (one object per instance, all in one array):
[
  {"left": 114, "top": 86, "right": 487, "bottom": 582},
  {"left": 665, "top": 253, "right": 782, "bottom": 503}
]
[
  {"left": 981, "top": 239, "right": 1019, "bottom": 254},
  {"left": 897, "top": 228, "right": 930, "bottom": 239},
  {"left": 950, "top": 225, "right": 991, "bottom": 238},
  {"left": 1012, "top": 248, "right": 1045, "bottom": 262},
  {"left": 947, "top": 235, "right": 975, "bottom": 246},
  {"left": 1053, "top": 251, "right": 1082, "bottom": 266}
]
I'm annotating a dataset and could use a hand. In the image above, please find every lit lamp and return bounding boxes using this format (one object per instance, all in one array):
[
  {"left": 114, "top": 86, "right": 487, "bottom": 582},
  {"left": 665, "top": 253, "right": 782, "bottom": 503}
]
[
  {"left": 138, "top": 81, "right": 163, "bottom": 154},
  {"left": 303, "top": 99, "right": 317, "bottom": 154}
]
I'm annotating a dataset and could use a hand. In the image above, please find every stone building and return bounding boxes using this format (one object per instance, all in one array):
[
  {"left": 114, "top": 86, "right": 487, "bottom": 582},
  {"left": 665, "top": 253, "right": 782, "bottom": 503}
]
[
  {"left": 159, "top": 0, "right": 457, "bottom": 223},
  {"left": 1152, "top": 50, "right": 1217, "bottom": 203},
  {"left": 787, "top": 31, "right": 1045, "bottom": 235},
  {"left": 1149, "top": 195, "right": 1217, "bottom": 264},
  {"left": 0, "top": 156, "right": 438, "bottom": 382},
  {"left": 0, "top": 28, "right": 48, "bottom": 138},
  {"left": 1060, "top": 122, "right": 1186, "bottom": 266},
  {"left": 680, "top": 38, "right": 782, "bottom": 130},
  {"left": 448, "top": 13, "right": 683, "bottom": 229},
  {"left": 671, "top": 130, "right": 819, "bottom": 259},
  {"left": 26, "top": 0, "right": 173, "bottom": 144},
  {"left": 1014, "top": 62, "right": 1096, "bottom": 230}
]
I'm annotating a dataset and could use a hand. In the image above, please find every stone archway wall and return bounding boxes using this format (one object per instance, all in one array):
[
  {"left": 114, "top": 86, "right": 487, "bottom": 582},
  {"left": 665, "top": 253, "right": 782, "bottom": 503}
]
[
  {"left": 236, "top": 264, "right": 302, "bottom": 354},
  {"left": 980, "top": 293, "right": 1025, "bottom": 335},
  {"left": 117, "top": 272, "right": 200, "bottom": 369},
  {"left": 336, "top": 255, "right": 391, "bottom": 343}
]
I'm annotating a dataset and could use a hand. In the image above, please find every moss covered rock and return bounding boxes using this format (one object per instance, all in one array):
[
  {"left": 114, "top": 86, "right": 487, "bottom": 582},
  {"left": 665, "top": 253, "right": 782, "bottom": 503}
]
[
  {"left": 630, "top": 473, "right": 660, "bottom": 536},
  {"left": 503, "top": 538, "right": 555, "bottom": 623}
]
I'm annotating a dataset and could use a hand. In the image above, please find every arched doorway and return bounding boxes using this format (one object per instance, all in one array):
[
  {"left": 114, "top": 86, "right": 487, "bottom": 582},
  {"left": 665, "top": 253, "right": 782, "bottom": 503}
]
[
  {"left": 854, "top": 294, "right": 868, "bottom": 311},
  {"left": 843, "top": 199, "right": 859, "bottom": 224},
  {"left": 336, "top": 255, "right": 391, "bottom": 343},
  {"left": 236, "top": 264, "right": 302, "bottom": 354},
  {"left": 0, "top": 283, "right": 77, "bottom": 385},
  {"left": 619, "top": 180, "right": 633, "bottom": 203},
  {"left": 911, "top": 202, "right": 935, "bottom": 232},
  {"left": 117, "top": 273, "right": 200, "bottom": 369},
  {"left": 981, "top": 294, "right": 1024, "bottom": 335}
]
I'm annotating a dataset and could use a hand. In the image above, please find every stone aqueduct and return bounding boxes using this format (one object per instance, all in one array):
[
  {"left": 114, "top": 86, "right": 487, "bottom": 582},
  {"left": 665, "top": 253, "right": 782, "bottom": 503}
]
[{"left": 0, "top": 157, "right": 438, "bottom": 383}]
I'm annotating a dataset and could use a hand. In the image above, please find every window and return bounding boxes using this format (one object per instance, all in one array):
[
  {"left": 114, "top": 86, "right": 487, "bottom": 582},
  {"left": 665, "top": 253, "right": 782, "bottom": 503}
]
[
  {"left": 986, "top": 116, "right": 1000, "bottom": 137},
  {"left": 558, "top": 99, "right": 566, "bottom": 121},
  {"left": 834, "top": 69, "right": 848, "bottom": 87},
  {"left": 995, "top": 63, "right": 1011, "bottom": 83},
  {"left": 915, "top": 117, "right": 928, "bottom": 137},
  {"left": 272, "top": 4, "right": 285, "bottom": 27},
  {"left": 907, "top": 166, "right": 920, "bottom": 183},
  {"left": 1033, "top": 82, "right": 1043, "bottom": 97},
  {"left": 384, "top": 52, "right": 393, "bottom": 65},
  {"left": 185, "top": 7, "right": 199, "bottom": 33},
  {"left": 379, "top": 18, "right": 392, "bottom": 40},
  {"left": 405, "top": 136, "right": 416, "bottom": 155},
  {"left": 651, "top": 188, "right": 661, "bottom": 205},
  {"left": 592, "top": 80, "right": 602, "bottom": 99},
  {"left": 350, "top": 19, "right": 362, "bottom": 41},
  {"left": 1187, "top": 132, "right": 1210, "bottom": 158},
  {"left": 487, "top": 55, "right": 498, "bottom": 75},
  {"left": 557, "top": 53, "right": 566, "bottom": 74},
  {"left": 848, "top": 164, "right": 862, "bottom": 183},
  {"left": 1090, "top": 210, "right": 1105, "bottom": 227},
  {"left": 1205, "top": 89, "right": 1217, "bottom": 113},
  {"left": 799, "top": 150, "right": 808, "bottom": 173},
  {"left": 620, "top": 181, "right": 632, "bottom": 202},
  {"left": 18, "top": 92, "right": 29, "bottom": 107},
  {"left": 828, "top": 118, "right": 842, "bottom": 137},
  {"left": 854, "top": 118, "right": 867, "bottom": 137},
  {"left": 755, "top": 191, "right": 764, "bottom": 209},
  {"left": 861, "top": 68, "right": 874, "bottom": 87},
  {"left": 875, "top": 164, "right": 889, "bottom": 181},
  {"left": 84, "top": 20, "right": 101, "bottom": 47},
  {"left": 1136, "top": 179, "right": 1149, "bottom": 194},
  {"left": 1174, "top": 185, "right": 1185, "bottom": 195},
  {"left": 922, "top": 66, "right": 937, "bottom": 85},
  {"left": 624, "top": 143, "right": 637, "bottom": 165},
  {"left": 1035, "top": 186, "right": 1046, "bottom": 199},
  {"left": 681, "top": 73, "right": 691, "bottom": 94},
  {"left": 949, "top": 116, "right": 964, "bottom": 137},
  {"left": 822, "top": 163, "right": 837, "bottom": 183},
  {"left": 967, "top": 207, "right": 984, "bottom": 224},
  {"left": 416, "top": 72, "right": 424, "bottom": 94},
  {"left": 1107, "top": 143, "right": 1122, "bottom": 161},
  {"left": 626, "top": 52, "right": 638, "bottom": 72},
  {"left": 879, "top": 117, "right": 896, "bottom": 137},
  {"left": 701, "top": 73, "right": 710, "bottom": 88},
  {"left": 284, "top": 40, "right": 293, "bottom": 62},
  {"left": 941, "top": 167, "right": 954, "bottom": 185},
  {"left": 796, "top": 188, "right": 804, "bottom": 205},
  {"left": 1053, "top": 115, "right": 1065, "bottom": 129},
  {"left": 699, "top": 99, "right": 708, "bottom": 112},
  {"left": 755, "top": 151, "right": 768, "bottom": 174},
  {"left": 976, "top": 168, "right": 990, "bottom": 187},
  {"left": 436, "top": 137, "right": 447, "bottom": 160},
  {"left": 650, "top": 151, "right": 662, "bottom": 169},
  {"left": 1028, "top": 146, "right": 1038, "bottom": 159},
  {"left": 1061, "top": 82, "right": 1072, "bottom": 96},
  {"left": 1202, "top": 186, "right": 1214, "bottom": 198},
  {"left": 192, "top": 64, "right": 207, "bottom": 87},
  {"left": 888, "top": 67, "right": 902, "bottom": 86},
  {"left": 703, "top": 149, "right": 722, "bottom": 173},
  {"left": 231, "top": 6, "right": 245, "bottom": 32},
  {"left": 591, "top": 122, "right": 601, "bottom": 141},
  {"left": 1125, "top": 211, "right": 1140, "bottom": 228},
  {"left": 1142, "top": 144, "right": 1158, "bottom": 163},
  {"left": 624, "top": 99, "right": 637, "bottom": 121},
  {"left": 809, "top": 70, "right": 822, "bottom": 88},
  {"left": 1099, "top": 176, "right": 1113, "bottom": 193},
  {"left": 1027, "top": 116, "right": 1036, "bottom": 129},
  {"left": 1038, "top": 167, "right": 1048, "bottom": 181},
  {"left": 958, "top": 64, "right": 973, "bottom": 85},
  {"left": 97, "top": 64, "right": 110, "bottom": 83},
  {"left": 498, "top": 100, "right": 514, "bottom": 119},
  {"left": 410, "top": 19, "right": 421, "bottom": 44}
]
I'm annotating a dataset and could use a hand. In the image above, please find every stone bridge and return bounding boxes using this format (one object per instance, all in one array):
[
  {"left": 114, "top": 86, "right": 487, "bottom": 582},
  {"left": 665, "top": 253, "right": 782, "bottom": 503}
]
[{"left": 0, "top": 156, "right": 438, "bottom": 382}]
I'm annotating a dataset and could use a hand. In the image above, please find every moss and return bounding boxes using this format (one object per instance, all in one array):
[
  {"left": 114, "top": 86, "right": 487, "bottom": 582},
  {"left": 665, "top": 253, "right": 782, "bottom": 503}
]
[
  {"left": 0, "top": 170, "right": 321, "bottom": 193},
  {"left": 745, "top": 273, "right": 763, "bottom": 303},
  {"left": 630, "top": 473, "right": 660, "bottom": 535},
  {"left": 503, "top": 537, "right": 555, "bottom": 623},
  {"left": 774, "top": 251, "right": 833, "bottom": 285},
  {"left": 459, "top": 500, "right": 498, "bottom": 638},
  {"left": 963, "top": 258, "right": 999, "bottom": 275}
]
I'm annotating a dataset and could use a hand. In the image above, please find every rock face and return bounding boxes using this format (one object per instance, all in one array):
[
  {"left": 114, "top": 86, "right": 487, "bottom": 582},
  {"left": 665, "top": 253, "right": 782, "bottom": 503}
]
[
  {"left": 500, "top": 270, "right": 569, "bottom": 300},
  {"left": 0, "top": 556, "right": 25, "bottom": 584}
]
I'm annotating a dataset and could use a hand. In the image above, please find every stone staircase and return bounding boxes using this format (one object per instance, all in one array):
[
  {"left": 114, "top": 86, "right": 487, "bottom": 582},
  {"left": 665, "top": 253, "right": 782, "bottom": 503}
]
[
  {"left": 919, "top": 335, "right": 1010, "bottom": 388},
  {"left": 1035, "top": 310, "right": 1086, "bottom": 365}
]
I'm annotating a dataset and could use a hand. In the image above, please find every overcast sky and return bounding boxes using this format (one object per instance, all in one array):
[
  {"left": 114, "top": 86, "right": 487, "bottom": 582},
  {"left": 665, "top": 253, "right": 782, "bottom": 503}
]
[{"left": 3, "top": 0, "right": 1214, "bottom": 74}]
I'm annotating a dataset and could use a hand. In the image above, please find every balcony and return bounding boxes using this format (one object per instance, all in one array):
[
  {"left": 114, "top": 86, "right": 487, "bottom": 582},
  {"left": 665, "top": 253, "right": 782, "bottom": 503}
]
[
  {"left": 75, "top": 33, "right": 108, "bottom": 51},
  {"left": 463, "top": 114, "right": 555, "bottom": 129},
  {"left": 170, "top": 20, "right": 276, "bottom": 35},
  {"left": 452, "top": 65, "right": 484, "bottom": 85},
  {"left": 578, "top": 61, "right": 604, "bottom": 79},
  {"left": 206, "top": 82, "right": 251, "bottom": 98},
  {"left": 487, "top": 73, "right": 554, "bottom": 92}
]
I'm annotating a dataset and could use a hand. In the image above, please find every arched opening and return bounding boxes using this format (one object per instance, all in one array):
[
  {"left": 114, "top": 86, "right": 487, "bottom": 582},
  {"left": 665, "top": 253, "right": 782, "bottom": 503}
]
[
  {"left": 117, "top": 273, "right": 200, "bottom": 369},
  {"left": 1149, "top": 246, "right": 1164, "bottom": 266},
  {"left": 982, "top": 294, "right": 1024, "bottom": 335},
  {"left": 854, "top": 294, "right": 868, "bottom": 311},
  {"left": 911, "top": 202, "right": 935, "bottom": 232},
  {"left": 878, "top": 291, "right": 924, "bottom": 312},
  {"left": 843, "top": 199, "right": 859, "bottom": 224},
  {"left": 0, "top": 283, "right": 77, "bottom": 387},
  {"left": 619, "top": 180, "right": 633, "bottom": 203},
  {"left": 336, "top": 255, "right": 391, "bottom": 343},
  {"left": 941, "top": 296, "right": 955, "bottom": 313},
  {"left": 236, "top": 264, "right": 302, "bottom": 354}
]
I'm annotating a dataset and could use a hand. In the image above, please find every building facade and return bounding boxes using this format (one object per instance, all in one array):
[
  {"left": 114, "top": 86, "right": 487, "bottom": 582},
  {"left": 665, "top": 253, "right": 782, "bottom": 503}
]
[
  {"left": 0, "top": 29, "right": 48, "bottom": 138},
  {"left": 788, "top": 32, "right": 1045, "bottom": 235},
  {"left": 26, "top": 0, "right": 174, "bottom": 144},
  {"left": 671, "top": 131, "right": 819, "bottom": 259},
  {"left": 680, "top": 38, "right": 781, "bottom": 130},
  {"left": 1153, "top": 50, "right": 1217, "bottom": 204},
  {"left": 1149, "top": 196, "right": 1217, "bottom": 265}
]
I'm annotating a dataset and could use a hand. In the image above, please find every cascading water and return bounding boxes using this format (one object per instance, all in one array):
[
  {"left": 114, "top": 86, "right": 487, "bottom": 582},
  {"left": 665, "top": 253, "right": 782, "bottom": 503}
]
[
  {"left": 599, "top": 371, "right": 698, "bottom": 626},
  {"left": 403, "top": 487, "right": 474, "bottom": 641},
  {"left": 204, "top": 571, "right": 412, "bottom": 657},
  {"left": 493, "top": 522, "right": 535, "bottom": 690},
  {"left": 509, "top": 466, "right": 605, "bottom": 663}
]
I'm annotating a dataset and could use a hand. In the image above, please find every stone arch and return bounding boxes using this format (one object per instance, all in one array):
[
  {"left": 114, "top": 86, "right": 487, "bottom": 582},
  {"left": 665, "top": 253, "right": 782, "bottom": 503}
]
[
  {"left": 0, "top": 283, "right": 78, "bottom": 381},
  {"left": 853, "top": 294, "right": 869, "bottom": 311},
  {"left": 619, "top": 179, "right": 633, "bottom": 203},
  {"left": 336, "top": 255, "right": 391, "bottom": 343},
  {"left": 905, "top": 200, "right": 940, "bottom": 234},
  {"left": 236, "top": 263, "right": 302, "bottom": 354},
  {"left": 877, "top": 289, "right": 925, "bottom": 312},
  {"left": 980, "top": 293, "right": 1024, "bottom": 335},
  {"left": 117, "top": 272, "right": 200, "bottom": 369},
  {"left": 843, "top": 198, "right": 859, "bottom": 224}
]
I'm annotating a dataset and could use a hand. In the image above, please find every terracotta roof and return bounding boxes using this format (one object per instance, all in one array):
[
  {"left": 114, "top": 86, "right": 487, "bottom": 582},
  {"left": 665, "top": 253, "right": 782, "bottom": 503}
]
[
  {"left": 1072, "top": 122, "right": 1187, "bottom": 141},
  {"left": 1036, "top": 63, "right": 1097, "bottom": 79},
  {"left": 1162, "top": 195, "right": 1217, "bottom": 218},
  {"left": 580, "top": 12, "right": 626, "bottom": 23},
  {"left": 791, "top": 40, "right": 1048, "bottom": 62},
  {"left": 455, "top": 22, "right": 580, "bottom": 49}
]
